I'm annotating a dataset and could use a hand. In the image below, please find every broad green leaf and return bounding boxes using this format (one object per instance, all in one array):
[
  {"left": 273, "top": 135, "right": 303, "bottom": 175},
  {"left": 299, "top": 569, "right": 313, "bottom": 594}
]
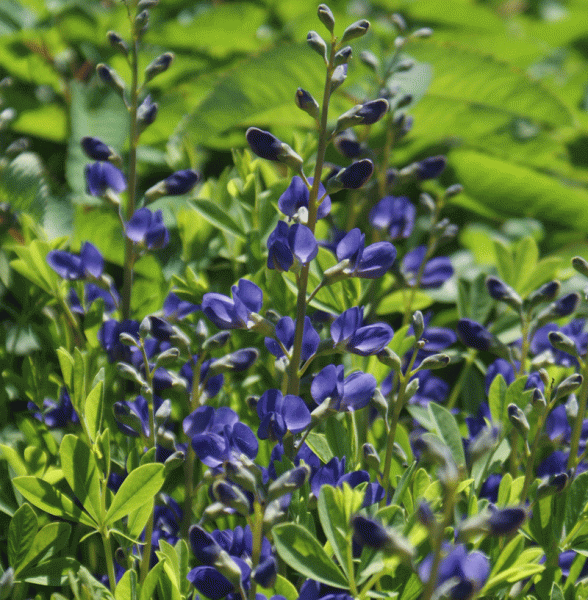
[
  {"left": 490, "top": 534, "right": 525, "bottom": 577},
  {"left": 377, "top": 290, "right": 434, "bottom": 315},
  {"left": 450, "top": 149, "right": 588, "bottom": 232},
  {"left": 127, "top": 500, "right": 153, "bottom": 540},
  {"left": 22, "top": 557, "right": 81, "bottom": 585},
  {"left": 565, "top": 471, "right": 588, "bottom": 536},
  {"left": 12, "top": 476, "right": 96, "bottom": 527},
  {"left": 189, "top": 199, "right": 246, "bottom": 241},
  {"left": 305, "top": 432, "right": 333, "bottom": 465},
  {"left": 139, "top": 560, "right": 165, "bottom": 600},
  {"left": 0, "top": 443, "right": 28, "bottom": 477},
  {"left": 156, "top": 540, "right": 179, "bottom": 588},
  {"left": 428, "top": 402, "right": 466, "bottom": 468},
  {"left": 115, "top": 568, "right": 136, "bottom": 600},
  {"left": 488, "top": 374, "right": 508, "bottom": 425},
  {"left": 408, "top": 42, "right": 572, "bottom": 127},
  {"left": 17, "top": 522, "right": 71, "bottom": 577},
  {"left": 8, "top": 503, "right": 38, "bottom": 571},
  {"left": 258, "top": 574, "right": 298, "bottom": 600},
  {"left": 56, "top": 348, "right": 74, "bottom": 391},
  {"left": 273, "top": 523, "right": 348, "bottom": 588},
  {"left": 85, "top": 375, "right": 104, "bottom": 442},
  {"left": 59, "top": 435, "right": 102, "bottom": 524},
  {"left": 457, "top": 273, "right": 494, "bottom": 323},
  {"left": 318, "top": 485, "right": 363, "bottom": 578},
  {"left": 325, "top": 416, "right": 351, "bottom": 464},
  {"left": 494, "top": 239, "right": 514, "bottom": 286},
  {"left": 512, "top": 237, "right": 539, "bottom": 293},
  {"left": 0, "top": 152, "right": 49, "bottom": 220},
  {"left": 551, "top": 582, "right": 565, "bottom": 600},
  {"left": 505, "top": 377, "right": 534, "bottom": 412},
  {"left": 105, "top": 463, "right": 165, "bottom": 525}
]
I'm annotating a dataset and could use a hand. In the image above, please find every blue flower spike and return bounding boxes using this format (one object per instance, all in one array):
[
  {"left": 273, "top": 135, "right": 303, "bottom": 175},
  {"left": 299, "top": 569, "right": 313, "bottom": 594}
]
[{"left": 246, "top": 127, "right": 303, "bottom": 171}]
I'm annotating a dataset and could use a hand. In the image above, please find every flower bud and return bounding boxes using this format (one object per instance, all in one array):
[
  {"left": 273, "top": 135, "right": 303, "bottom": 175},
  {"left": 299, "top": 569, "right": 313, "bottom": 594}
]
[
  {"left": 377, "top": 347, "right": 402, "bottom": 371},
  {"left": 138, "top": 0, "right": 158, "bottom": 7},
  {"left": 137, "top": 94, "right": 158, "bottom": 132},
  {"left": 107, "top": 31, "right": 128, "bottom": 55},
  {"left": 155, "top": 347, "right": 180, "bottom": 368},
  {"left": 572, "top": 256, "right": 588, "bottom": 278},
  {"left": 412, "top": 310, "right": 424, "bottom": 340},
  {"left": 444, "top": 183, "right": 463, "bottom": 198},
  {"left": 267, "top": 465, "right": 310, "bottom": 501},
  {"left": 333, "top": 129, "right": 363, "bottom": 158},
  {"left": 96, "top": 64, "right": 126, "bottom": 98},
  {"left": 333, "top": 46, "right": 352, "bottom": 66},
  {"left": 212, "top": 480, "right": 251, "bottom": 516},
  {"left": 396, "top": 58, "right": 414, "bottom": 72},
  {"left": 391, "top": 13, "right": 406, "bottom": 30},
  {"left": 467, "top": 426, "right": 499, "bottom": 464},
  {"left": 548, "top": 331, "right": 579, "bottom": 358},
  {"left": 487, "top": 506, "right": 527, "bottom": 535},
  {"left": 145, "top": 52, "right": 174, "bottom": 82},
  {"left": 225, "top": 460, "right": 259, "bottom": 494},
  {"left": 317, "top": 4, "right": 335, "bottom": 33},
  {"left": 404, "top": 377, "right": 420, "bottom": 401},
  {"left": 116, "top": 363, "right": 146, "bottom": 387},
  {"left": 145, "top": 169, "right": 199, "bottom": 201},
  {"left": 363, "top": 442, "right": 381, "bottom": 471},
  {"left": 507, "top": 403, "right": 529, "bottom": 437},
  {"left": 417, "top": 354, "right": 450, "bottom": 371},
  {"left": 341, "top": 19, "right": 370, "bottom": 43},
  {"left": 81, "top": 136, "right": 120, "bottom": 163},
  {"left": 246, "top": 127, "right": 303, "bottom": 171},
  {"left": 417, "top": 501, "right": 435, "bottom": 529},
  {"left": 486, "top": 276, "right": 522, "bottom": 311},
  {"left": 295, "top": 88, "right": 320, "bottom": 120},
  {"left": 139, "top": 316, "right": 151, "bottom": 338},
  {"left": 307, "top": 31, "right": 327, "bottom": 61},
  {"left": 351, "top": 515, "right": 392, "bottom": 550},
  {"left": 554, "top": 373, "right": 583, "bottom": 401},
  {"left": 326, "top": 159, "right": 374, "bottom": 192},
  {"left": 202, "top": 331, "right": 231, "bottom": 351},
  {"left": 359, "top": 50, "right": 379, "bottom": 72},
  {"left": 330, "top": 64, "right": 347, "bottom": 91},
  {"left": 536, "top": 472, "right": 569, "bottom": 499},
  {"left": 335, "top": 99, "right": 389, "bottom": 133},
  {"left": 119, "top": 332, "right": 138, "bottom": 346},
  {"left": 524, "top": 280, "right": 560, "bottom": 311},
  {"left": 134, "top": 10, "right": 149, "bottom": 36},
  {"left": 532, "top": 387, "right": 546, "bottom": 407},
  {"left": 5, "top": 137, "right": 29, "bottom": 156},
  {"left": 411, "top": 27, "right": 433, "bottom": 38}
]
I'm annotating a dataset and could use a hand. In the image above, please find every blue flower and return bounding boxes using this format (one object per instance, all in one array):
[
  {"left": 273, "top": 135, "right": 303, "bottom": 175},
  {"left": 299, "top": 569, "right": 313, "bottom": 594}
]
[
  {"left": 98, "top": 319, "right": 140, "bottom": 363},
  {"left": 163, "top": 292, "right": 200, "bottom": 320},
  {"left": 180, "top": 356, "right": 224, "bottom": 400},
  {"left": 256, "top": 389, "right": 311, "bottom": 442},
  {"left": 69, "top": 283, "right": 119, "bottom": 315},
  {"left": 278, "top": 176, "right": 331, "bottom": 221},
  {"left": 311, "top": 364, "right": 376, "bottom": 411},
  {"left": 267, "top": 222, "right": 318, "bottom": 272},
  {"left": 47, "top": 242, "right": 104, "bottom": 280},
  {"left": 419, "top": 544, "right": 490, "bottom": 600},
  {"left": 369, "top": 196, "right": 416, "bottom": 240},
  {"left": 80, "top": 136, "right": 113, "bottom": 161},
  {"left": 28, "top": 387, "right": 79, "bottom": 428},
  {"left": 328, "top": 159, "right": 374, "bottom": 190},
  {"left": 126, "top": 207, "right": 169, "bottom": 249},
  {"left": 85, "top": 162, "right": 127, "bottom": 196},
  {"left": 531, "top": 320, "right": 588, "bottom": 367},
  {"left": 334, "top": 228, "right": 396, "bottom": 279},
  {"left": 183, "top": 406, "right": 258, "bottom": 468},
  {"left": 265, "top": 316, "right": 320, "bottom": 363},
  {"left": 456, "top": 319, "right": 494, "bottom": 352},
  {"left": 330, "top": 307, "right": 393, "bottom": 356},
  {"left": 202, "top": 279, "right": 263, "bottom": 331},
  {"left": 415, "top": 155, "right": 446, "bottom": 180},
  {"left": 402, "top": 246, "right": 453, "bottom": 288},
  {"left": 351, "top": 515, "right": 391, "bottom": 550}
]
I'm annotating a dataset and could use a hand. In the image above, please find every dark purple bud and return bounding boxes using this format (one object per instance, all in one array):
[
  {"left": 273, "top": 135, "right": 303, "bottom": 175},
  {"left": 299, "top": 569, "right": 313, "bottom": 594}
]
[
  {"left": 525, "top": 280, "right": 560, "bottom": 311},
  {"left": 341, "top": 19, "right": 370, "bottom": 43},
  {"left": 488, "top": 507, "right": 527, "bottom": 535},
  {"left": 107, "top": 31, "right": 128, "bottom": 54},
  {"left": 417, "top": 501, "right": 435, "bottom": 528},
  {"left": 351, "top": 515, "right": 390, "bottom": 550},
  {"left": 331, "top": 64, "right": 347, "bottom": 92},
  {"left": 137, "top": 94, "right": 158, "bottom": 129},
  {"left": 333, "top": 130, "right": 363, "bottom": 159},
  {"left": 327, "top": 159, "right": 374, "bottom": 192},
  {"left": 548, "top": 331, "right": 579, "bottom": 357},
  {"left": 336, "top": 99, "right": 389, "bottom": 132},
  {"left": 135, "top": 10, "right": 149, "bottom": 35},
  {"left": 507, "top": 403, "right": 529, "bottom": 436},
  {"left": 146, "top": 169, "right": 199, "bottom": 201},
  {"left": 145, "top": 52, "right": 174, "bottom": 82},
  {"left": 295, "top": 88, "right": 319, "bottom": 119},
  {"left": 456, "top": 319, "right": 494, "bottom": 352},
  {"left": 81, "top": 136, "right": 114, "bottom": 161},
  {"left": 486, "top": 276, "right": 522, "bottom": 309},
  {"left": 554, "top": 292, "right": 580, "bottom": 316},
  {"left": 96, "top": 64, "right": 125, "bottom": 96},
  {"left": 416, "top": 155, "right": 446, "bottom": 180},
  {"left": 245, "top": 127, "right": 302, "bottom": 170},
  {"left": 554, "top": 373, "right": 583, "bottom": 400},
  {"left": 359, "top": 50, "right": 379, "bottom": 72},
  {"left": 572, "top": 256, "right": 588, "bottom": 278},
  {"left": 317, "top": 4, "right": 335, "bottom": 33}
]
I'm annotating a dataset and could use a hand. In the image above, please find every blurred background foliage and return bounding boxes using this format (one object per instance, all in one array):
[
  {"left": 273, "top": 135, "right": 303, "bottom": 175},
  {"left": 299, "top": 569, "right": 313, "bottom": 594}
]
[{"left": 2, "top": 0, "right": 588, "bottom": 260}]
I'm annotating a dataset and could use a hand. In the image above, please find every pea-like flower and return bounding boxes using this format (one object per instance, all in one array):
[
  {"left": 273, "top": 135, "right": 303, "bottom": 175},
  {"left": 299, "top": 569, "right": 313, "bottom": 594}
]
[
  {"left": 334, "top": 228, "right": 396, "bottom": 279},
  {"left": 85, "top": 162, "right": 127, "bottom": 196},
  {"left": 311, "top": 364, "right": 376, "bottom": 411},
  {"left": 202, "top": 279, "right": 263, "bottom": 330},
  {"left": 265, "top": 316, "right": 320, "bottom": 363},
  {"left": 125, "top": 207, "right": 169, "bottom": 249},
  {"left": 256, "top": 389, "right": 311, "bottom": 442},
  {"left": 278, "top": 176, "right": 331, "bottom": 221},
  {"left": 369, "top": 196, "right": 416, "bottom": 240},
  {"left": 266, "top": 222, "right": 318, "bottom": 272},
  {"left": 47, "top": 241, "right": 104, "bottom": 280},
  {"left": 402, "top": 246, "right": 453, "bottom": 288},
  {"left": 330, "top": 306, "right": 393, "bottom": 356}
]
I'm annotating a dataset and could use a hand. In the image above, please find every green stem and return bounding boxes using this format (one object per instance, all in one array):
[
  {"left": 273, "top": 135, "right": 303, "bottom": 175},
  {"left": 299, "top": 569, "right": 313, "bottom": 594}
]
[
  {"left": 446, "top": 349, "right": 476, "bottom": 411},
  {"left": 102, "top": 531, "right": 117, "bottom": 593},
  {"left": 286, "top": 41, "right": 336, "bottom": 400},
  {"left": 346, "top": 533, "right": 359, "bottom": 597},
  {"left": 568, "top": 357, "right": 588, "bottom": 471},
  {"left": 521, "top": 398, "right": 550, "bottom": 502},
  {"left": 121, "top": 26, "right": 140, "bottom": 321},
  {"left": 518, "top": 314, "right": 530, "bottom": 376},
  {"left": 248, "top": 500, "right": 265, "bottom": 600}
]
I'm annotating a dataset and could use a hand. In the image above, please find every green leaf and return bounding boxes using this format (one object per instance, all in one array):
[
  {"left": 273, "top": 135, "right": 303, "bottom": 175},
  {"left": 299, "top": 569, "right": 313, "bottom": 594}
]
[
  {"left": 139, "top": 560, "right": 165, "bottom": 600},
  {"left": 188, "top": 199, "right": 246, "bottom": 241},
  {"left": 12, "top": 476, "right": 96, "bottom": 527},
  {"left": 176, "top": 538, "right": 190, "bottom": 597},
  {"left": 56, "top": 348, "right": 74, "bottom": 391},
  {"left": 318, "top": 485, "right": 363, "bottom": 578},
  {"left": 0, "top": 443, "right": 28, "bottom": 477},
  {"left": 85, "top": 374, "right": 104, "bottom": 442},
  {"left": 305, "top": 432, "right": 333, "bottom": 464},
  {"left": 325, "top": 416, "right": 351, "bottom": 464},
  {"left": 272, "top": 523, "right": 348, "bottom": 588},
  {"left": 105, "top": 463, "right": 165, "bottom": 525},
  {"left": 59, "top": 435, "right": 102, "bottom": 524},
  {"left": 565, "top": 471, "right": 588, "bottom": 537},
  {"left": 377, "top": 290, "right": 434, "bottom": 315},
  {"left": 457, "top": 273, "right": 494, "bottom": 323},
  {"left": 0, "top": 152, "right": 49, "bottom": 219},
  {"left": 408, "top": 42, "right": 572, "bottom": 127},
  {"left": 450, "top": 149, "right": 588, "bottom": 232},
  {"left": 488, "top": 374, "right": 508, "bottom": 425},
  {"left": 551, "top": 582, "right": 565, "bottom": 600},
  {"left": 512, "top": 236, "right": 539, "bottom": 294},
  {"left": 17, "top": 522, "right": 71, "bottom": 577},
  {"left": 8, "top": 503, "right": 38, "bottom": 571},
  {"left": 258, "top": 574, "right": 298, "bottom": 600},
  {"left": 428, "top": 402, "right": 466, "bottom": 468},
  {"left": 22, "top": 557, "right": 81, "bottom": 586}
]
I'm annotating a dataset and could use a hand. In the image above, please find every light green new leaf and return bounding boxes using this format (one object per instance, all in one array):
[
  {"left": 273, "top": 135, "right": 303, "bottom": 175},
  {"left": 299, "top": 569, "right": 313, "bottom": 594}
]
[
  {"left": 139, "top": 560, "right": 165, "bottom": 600},
  {"left": 17, "top": 522, "right": 71, "bottom": 577},
  {"left": 488, "top": 374, "right": 508, "bottom": 425},
  {"left": 21, "top": 557, "right": 81, "bottom": 586},
  {"left": 428, "top": 402, "right": 466, "bottom": 468},
  {"left": 85, "top": 373, "right": 104, "bottom": 442},
  {"left": 272, "top": 523, "right": 348, "bottom": 588},
  {"left": 8, "top": 503, "right": 38, "bottom": 571},
  {"left": 13, "top": 476, "right": 96, "bottom": 527},
  {"left": 189, "top": 199, "right": 246, "bottom": 241},
  {"left": 565, "top": 471, "right": 588, "bottom": 537},
  {"left": 59, "top": 435, "right": 102, "bottom": 524},
  {"left": 105, "top": 463, "right": 165, "bottom": 525}
]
